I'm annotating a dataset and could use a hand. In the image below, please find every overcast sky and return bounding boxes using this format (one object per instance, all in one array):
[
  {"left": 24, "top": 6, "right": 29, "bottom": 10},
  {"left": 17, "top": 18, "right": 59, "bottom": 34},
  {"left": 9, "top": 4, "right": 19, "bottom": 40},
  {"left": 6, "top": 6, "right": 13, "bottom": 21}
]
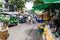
[{"left": 25, "top": 1, "right": 33, "bottom": 10}]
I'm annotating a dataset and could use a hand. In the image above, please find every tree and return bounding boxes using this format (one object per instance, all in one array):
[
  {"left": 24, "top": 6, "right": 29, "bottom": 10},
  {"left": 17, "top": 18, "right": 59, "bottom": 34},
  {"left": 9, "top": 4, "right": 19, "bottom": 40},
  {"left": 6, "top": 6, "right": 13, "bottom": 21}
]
[
  {"left": 33, "top": 0, "right": 44, "bottom": 6},
  {"left": 8, "top": 0, "right": 25, "bottom": 12}
]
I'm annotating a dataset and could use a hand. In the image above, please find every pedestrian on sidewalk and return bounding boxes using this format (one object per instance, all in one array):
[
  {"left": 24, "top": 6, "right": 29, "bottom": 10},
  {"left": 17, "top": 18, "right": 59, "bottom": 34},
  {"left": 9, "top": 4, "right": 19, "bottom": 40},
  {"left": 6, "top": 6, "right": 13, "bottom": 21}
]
[
  {"left": 27, "top": 16, "right": 32, "bottom": 24},
  {"left": 32, "top": 15, "right": 37, "bottom": 24}
]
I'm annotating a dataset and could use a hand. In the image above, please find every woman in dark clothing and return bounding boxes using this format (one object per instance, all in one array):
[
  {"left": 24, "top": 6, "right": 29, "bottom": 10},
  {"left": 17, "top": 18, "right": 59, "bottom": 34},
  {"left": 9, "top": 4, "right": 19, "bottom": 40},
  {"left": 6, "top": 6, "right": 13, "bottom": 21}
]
[
  {"left": 56, "top": 15, "right": 60, "bottom": 33},
  {"left": 54, "top": 14, "right": 60, "bottom": 36}
]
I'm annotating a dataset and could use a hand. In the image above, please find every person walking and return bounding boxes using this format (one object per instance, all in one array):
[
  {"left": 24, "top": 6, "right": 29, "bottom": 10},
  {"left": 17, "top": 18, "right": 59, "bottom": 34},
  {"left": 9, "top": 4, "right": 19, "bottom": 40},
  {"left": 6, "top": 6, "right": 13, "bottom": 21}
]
[
  {"left": 27, "top": 16, "right": 32, "bottom": 24},
  {"left": 32, "top": 15, "right": 37, "bottom": 24}
]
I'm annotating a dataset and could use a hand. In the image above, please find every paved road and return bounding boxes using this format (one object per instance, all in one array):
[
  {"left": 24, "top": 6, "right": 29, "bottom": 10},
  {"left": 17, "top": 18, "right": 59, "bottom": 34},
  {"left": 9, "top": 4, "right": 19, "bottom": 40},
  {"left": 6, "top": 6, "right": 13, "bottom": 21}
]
[{"left": 7, "top": 23, "right": 39, "bottom": 40}]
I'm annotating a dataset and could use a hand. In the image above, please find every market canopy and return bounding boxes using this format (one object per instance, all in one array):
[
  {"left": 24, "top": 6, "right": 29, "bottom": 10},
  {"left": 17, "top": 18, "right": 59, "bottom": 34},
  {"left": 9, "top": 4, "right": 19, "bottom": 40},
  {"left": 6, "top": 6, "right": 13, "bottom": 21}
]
[
  {"left": 32, "top": 4, "right": 51, "bottom": 10},
  {"left": 42, "top": 0, "right": 60, "bottom": 3}
]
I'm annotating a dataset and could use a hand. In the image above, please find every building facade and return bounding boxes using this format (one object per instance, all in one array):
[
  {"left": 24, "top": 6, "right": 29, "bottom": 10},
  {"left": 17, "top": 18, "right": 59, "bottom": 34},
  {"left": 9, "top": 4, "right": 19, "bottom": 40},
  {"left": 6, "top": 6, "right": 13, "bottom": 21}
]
[{"left": 0, "top": 0, "right": 17, "bottom": 12}]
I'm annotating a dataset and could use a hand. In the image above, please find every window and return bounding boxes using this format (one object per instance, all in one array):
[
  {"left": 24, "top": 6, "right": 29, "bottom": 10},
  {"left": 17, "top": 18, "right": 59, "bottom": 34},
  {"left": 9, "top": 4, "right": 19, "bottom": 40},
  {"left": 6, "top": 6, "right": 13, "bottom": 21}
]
[
  {"left": 4, "top": 4, "right": 8, "bottom": 8},
  {"left": 5, "top": 0, "right": 8, "bottom": 2}
]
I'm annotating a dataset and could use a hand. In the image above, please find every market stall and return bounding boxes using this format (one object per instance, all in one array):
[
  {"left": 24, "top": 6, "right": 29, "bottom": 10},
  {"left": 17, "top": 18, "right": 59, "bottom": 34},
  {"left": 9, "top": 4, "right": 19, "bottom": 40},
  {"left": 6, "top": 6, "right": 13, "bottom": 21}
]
[{"left": 37, "top": 11, "right": 60, "bottom": 40}]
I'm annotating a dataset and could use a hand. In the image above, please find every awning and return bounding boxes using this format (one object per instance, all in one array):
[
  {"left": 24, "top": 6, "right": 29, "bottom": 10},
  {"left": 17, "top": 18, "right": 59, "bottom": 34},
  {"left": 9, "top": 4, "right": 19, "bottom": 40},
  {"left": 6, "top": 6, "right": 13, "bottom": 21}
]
[
  {"left": 42, "top": 0, "right": 60, "bottom": 3},
  {"left": 32, "top": 4, "right": 51, "bottom": 10}
]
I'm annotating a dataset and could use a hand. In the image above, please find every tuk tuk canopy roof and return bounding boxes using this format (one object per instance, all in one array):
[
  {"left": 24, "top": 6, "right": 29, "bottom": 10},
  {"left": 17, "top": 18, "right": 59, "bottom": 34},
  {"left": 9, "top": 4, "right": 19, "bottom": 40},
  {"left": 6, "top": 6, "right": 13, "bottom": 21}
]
[{"left": 32, "top": 4, "right": 51, "bottom": 10}]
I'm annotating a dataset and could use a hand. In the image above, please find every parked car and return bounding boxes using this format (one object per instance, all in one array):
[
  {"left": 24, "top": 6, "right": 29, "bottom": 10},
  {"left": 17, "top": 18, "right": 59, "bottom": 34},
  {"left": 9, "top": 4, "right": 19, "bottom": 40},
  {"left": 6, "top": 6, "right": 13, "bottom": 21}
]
[{"left": 18, "top": 15, "right": 26, "bottom": 23}]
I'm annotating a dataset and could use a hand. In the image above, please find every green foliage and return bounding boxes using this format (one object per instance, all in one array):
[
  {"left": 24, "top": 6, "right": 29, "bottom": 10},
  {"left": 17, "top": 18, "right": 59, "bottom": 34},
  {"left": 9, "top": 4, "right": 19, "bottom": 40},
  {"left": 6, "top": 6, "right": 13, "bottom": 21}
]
[
  {"left": 33, "top": 0, "right": 44, "bottom": 5},
  {"left": 8, "top": 0, "right": 25, "bottom": 9},
  {"left": 0, "top": 2, "right": 3, "bottom": 7}
]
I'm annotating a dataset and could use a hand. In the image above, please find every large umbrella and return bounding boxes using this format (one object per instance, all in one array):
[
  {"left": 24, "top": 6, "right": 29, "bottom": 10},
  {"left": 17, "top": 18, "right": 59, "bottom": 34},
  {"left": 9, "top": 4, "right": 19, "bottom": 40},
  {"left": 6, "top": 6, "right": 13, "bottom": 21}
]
[{"left": 32, "top": 4, "right": 51, "bottom": 10}]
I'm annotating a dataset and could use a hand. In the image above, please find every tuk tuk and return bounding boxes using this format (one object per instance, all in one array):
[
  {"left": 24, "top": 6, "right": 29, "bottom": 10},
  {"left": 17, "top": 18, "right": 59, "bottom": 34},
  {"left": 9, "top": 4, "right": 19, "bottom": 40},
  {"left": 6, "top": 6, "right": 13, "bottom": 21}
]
[{"left": 0, "top": 12, "right": 18, "bottom": 27}]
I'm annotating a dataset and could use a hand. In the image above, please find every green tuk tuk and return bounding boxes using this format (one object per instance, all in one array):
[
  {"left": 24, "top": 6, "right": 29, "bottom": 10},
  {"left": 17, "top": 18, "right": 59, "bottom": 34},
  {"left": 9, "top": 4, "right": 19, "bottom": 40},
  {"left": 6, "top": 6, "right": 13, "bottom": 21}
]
[{"left": 0, "top": 12, "right": 18, "bottom": 27}]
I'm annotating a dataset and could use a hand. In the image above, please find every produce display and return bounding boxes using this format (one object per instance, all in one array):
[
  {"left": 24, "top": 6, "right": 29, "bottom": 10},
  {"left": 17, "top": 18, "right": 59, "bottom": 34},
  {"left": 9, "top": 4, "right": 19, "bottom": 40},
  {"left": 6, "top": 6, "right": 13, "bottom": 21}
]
[
  {"left": 37, "top": 11, "right": 60, "bottom": 40},
  {"left": 37, "top": 22, "right": 56, "bottom": 40},
  {"left": 43, "top": 13, "right": 50, "bottom": 21}
]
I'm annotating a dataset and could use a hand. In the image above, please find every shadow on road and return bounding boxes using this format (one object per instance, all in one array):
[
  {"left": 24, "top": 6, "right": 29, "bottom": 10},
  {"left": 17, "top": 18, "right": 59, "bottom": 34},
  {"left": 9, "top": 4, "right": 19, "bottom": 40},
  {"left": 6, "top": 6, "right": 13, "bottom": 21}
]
[{"left": 25, "top": 29, "right": 39, "bottom": 40}]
